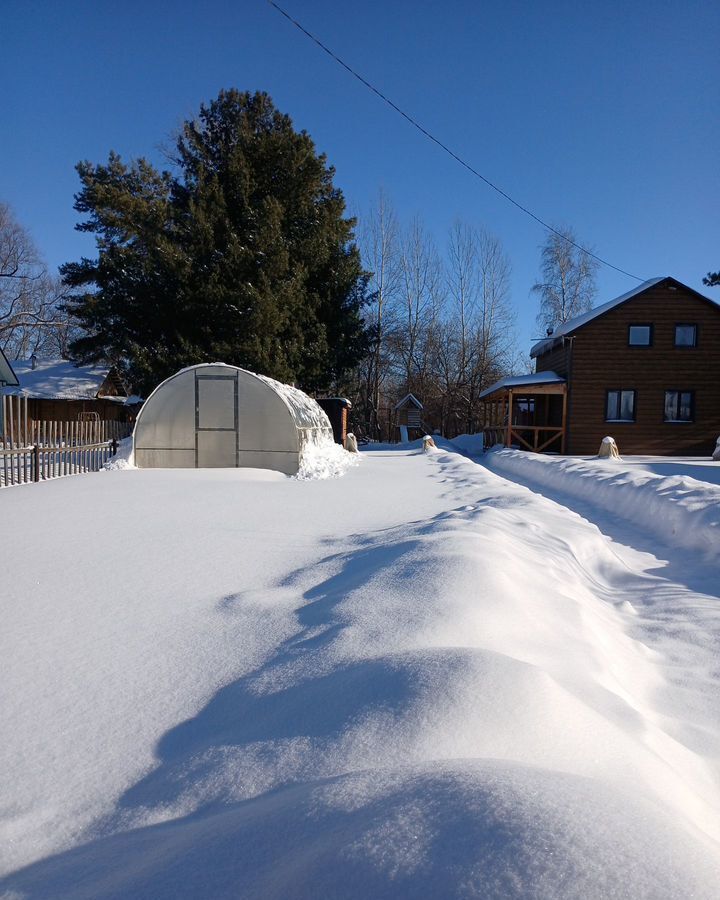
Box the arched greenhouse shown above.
[132,364,334,475]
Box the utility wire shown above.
[267,0,644,282]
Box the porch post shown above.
[506,390,513,448]
[561,385,568,453]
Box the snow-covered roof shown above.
[530,277,668,357]
[0,347,19,386]
[394,392,423,411]
[478,371,566,400]
[5,358,126,401]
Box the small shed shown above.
[394,393,424,442]
[132,363,334,475]
[316,397,352,445]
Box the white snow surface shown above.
[483,448,720,562]
[102,437,134,470]
[2,444,720,898]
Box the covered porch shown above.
[479,372,567,453]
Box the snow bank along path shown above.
[1,447,720,898]
[484,447,720,562]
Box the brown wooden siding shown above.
[26,398,134,423]
[565,283,720,455]
[535,341,571,377]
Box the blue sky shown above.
[2,0,718,353]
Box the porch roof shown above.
[478,371,566,401]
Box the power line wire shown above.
[267,0,644,282]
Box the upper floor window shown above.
[628,324,652,346]
[606,389,636,422]
[674,324,697,347]
[664,390,694,422]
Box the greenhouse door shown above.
[194,372,239,467]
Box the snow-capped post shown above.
[712,436,720,462]
[344,433,358,453]
[597,436,620,459]
[423,435,436,452]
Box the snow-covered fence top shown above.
[484,449,720,562]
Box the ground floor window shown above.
[664,390,694,422]
[606,390,636,422]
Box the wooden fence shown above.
[1,394,132,488]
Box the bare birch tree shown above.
[532,226,599,332]
[440,224,515,434]
[394,217,444,398]
[358,190,402,438]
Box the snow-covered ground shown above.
[482,448,720,561]
[2,442,720,898]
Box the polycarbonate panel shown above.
[134,448,196,468]
[237,449,298,475]
[197,430,237,467]
[134,369,197,451]
[237,374,297,453]
[197,376,237,430]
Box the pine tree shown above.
[62,90,370,394]
[703,271,719,288]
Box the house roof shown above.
[529,276,719,358]
[0,348,19,386]
[478,371,566,400]
[394,393,423,411]
[5,358,128,402]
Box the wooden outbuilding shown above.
[394,393,424,442]
[316,397,352,446]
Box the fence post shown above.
[111,438,118,457]
[33,444,40,482]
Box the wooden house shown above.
[480,277,720,455]
[4,357,136,424]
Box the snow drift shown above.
[484,448,720,561]
[2,447,719,898]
